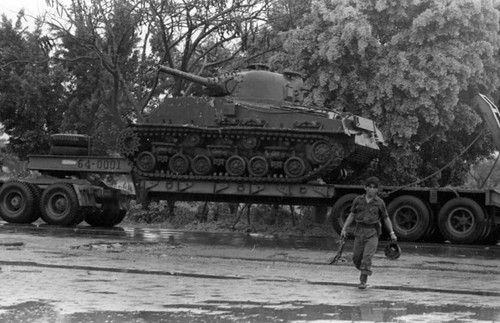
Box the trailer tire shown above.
[330,193,358,235]
[0,181,38,223]
[41,183,83,226]
[387,195,431,242]
[437,197,487,244]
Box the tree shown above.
[275,0,500,186]
[42,0,274,153]
[0,14,67,158]
[147,0,274,96]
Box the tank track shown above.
[118,124,347,184]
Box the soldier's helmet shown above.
[385,241,401,260]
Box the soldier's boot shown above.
[358,274,368,289]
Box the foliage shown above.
[146,0,274,96]
[0,15,66,158]
[274,0,500,186]
[40,0,275,154]
[465,154,500,188]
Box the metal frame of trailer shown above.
[0,153,497,244]
[25,154,500,242]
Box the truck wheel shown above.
[41,183,83,226]
[482,225,500,245]
[50,133,89,147]
[0,181,38,223]
[437,197,486,244]
[85,200,127,227]
[27,183,41,221]
[387,195,431,242]
[330,193,358,235]
[85,208,127,227]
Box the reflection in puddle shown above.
[1,300,498,323]
[1,222,499,259]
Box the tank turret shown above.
[159,64,308,105]
[117,64,385,184]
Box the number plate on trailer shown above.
[27,155,132,174]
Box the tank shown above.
[117,64,385,184]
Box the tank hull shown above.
[118,97,381,183]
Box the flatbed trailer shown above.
[0,153,498,244]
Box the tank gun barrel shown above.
[158,65,219,88]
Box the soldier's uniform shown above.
[350,194,389,281]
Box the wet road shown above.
[0,222,499,322]
[3,222,499,259]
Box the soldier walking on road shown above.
[340,176,397,289]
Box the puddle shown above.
[1,300,498,323]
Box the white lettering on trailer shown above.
[61,159,78,165]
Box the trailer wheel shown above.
[437,197,487,244]
[387,195,431,242]
[330,193,358,235]
[0,181,38,223]
[41,183,83,226]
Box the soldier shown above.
[340,176,397,289]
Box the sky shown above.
[0,0,50,25]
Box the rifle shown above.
[329,236,346,264]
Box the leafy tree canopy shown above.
[0,14,66,158]
[274,0,500,186]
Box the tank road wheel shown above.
[387,195,431,242]
[192,155,212,175]
[330,193,358,235]
[135,151,157,173]
[41,183,83,226]
[248,156,269,177]
[284,157,307,178]
[437,197,487,244]
[168,153,190,174]
[226,155,246,176]
[309,140,331,164]
[117,128,141,156]
[0,181,38,223]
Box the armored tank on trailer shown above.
[117,64,385,184]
